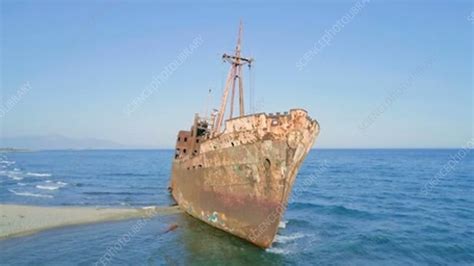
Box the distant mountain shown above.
[0,135,124,150]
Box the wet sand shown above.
[0,204,182,240]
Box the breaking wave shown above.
[7,172,23,180]
[274,232,306,244]
[267,233,311,255]
[1,170,23,180]
[267,247,292,255]
[279,220,288,229]
[36,185,60,190]
[10,175,23,180]
[36,181,67,190]
[26,172,52,177]
[8,189,53,198]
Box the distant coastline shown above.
[0,148,32,153]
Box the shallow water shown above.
[0,149,473,265]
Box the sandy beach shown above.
[0,204,182,240]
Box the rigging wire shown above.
[220,56,226,96]
[249,64,253,113]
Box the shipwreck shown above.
[168,22,320,248]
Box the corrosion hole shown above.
[231,142,235,147]
[264,158,271,169]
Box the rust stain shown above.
[169,110,319,248]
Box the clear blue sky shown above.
[1,0,472,148]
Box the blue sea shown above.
[0,149,473,265]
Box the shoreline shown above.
[0,204,182,240]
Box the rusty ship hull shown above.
[169,109,319,248]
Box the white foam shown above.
[36,185,60,190]
[279,220,288,229]
[56,181,67,186]
[7,172,23,180]
[26,172,52,177]
[267,247,292,255]
[274,232,306,244]
[17,182,27,186]
[9,189,53,198]
[0,160,15,165]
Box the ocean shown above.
[0,149,473,265]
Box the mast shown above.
[213,21,253,135]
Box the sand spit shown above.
[0,204,182,240]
